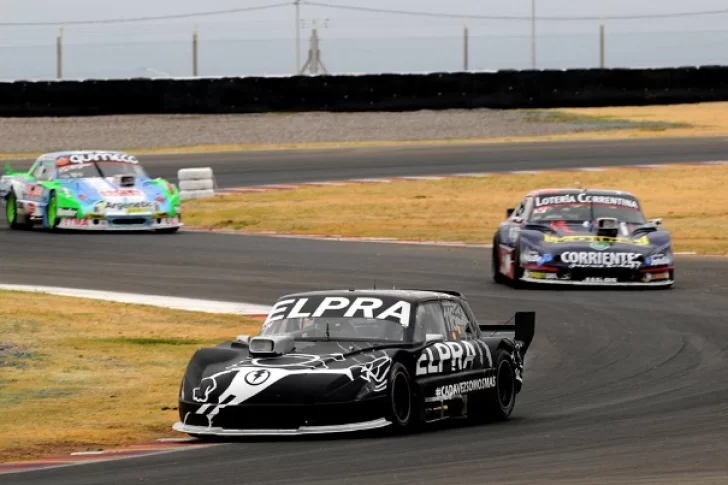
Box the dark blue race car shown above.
[492,188,674,288]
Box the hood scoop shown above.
[114,174,136,187]
[248,335,295,356]
[595,217,619,237]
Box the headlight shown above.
[355,380,377,400]
[521,249,541,265]
[645,242,672,266]
[645,252,672,267]
[645,243,672,266]
[520,240,545,265]
[520,243,553,267]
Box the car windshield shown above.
[259,295,413,342]
[260,316,406,342]
[529,193,646,224]
[57,162,148,179]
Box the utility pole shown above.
[295,0,301,73]
[599,18,605,68]
[530,0,536,69]
[463,23,469,71]
[192,25,199,77]
[56,28,63,79]
[299,19,328,75]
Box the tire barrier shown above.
[178,168,216,201]
[2,65,728,117]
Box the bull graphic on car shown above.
[174,289,536,437]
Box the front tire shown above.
[664,269,675,289]
[492,235,524,288]
[492,235,508,284]
[5,192,29,230]
[384,362,417,432]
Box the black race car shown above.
[173,289,535,437]
[492,188,674,287]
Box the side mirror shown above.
[650,218,663,226]
[506,208,515,218]
[425,333,445,344]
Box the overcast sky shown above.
[1,0,727,45]
[1,1,726,78]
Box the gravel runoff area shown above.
[0,109,657,154]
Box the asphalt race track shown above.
[6,136,728,188]
[2,138,728,485]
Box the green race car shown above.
[1,150,182,232]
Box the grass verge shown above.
[549,102,728,136]
[184,164,728,255]
[0,292,261,463]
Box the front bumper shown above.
[173,418,391,437]
[57,215,181,231]
[175,396,390,437]
[520,276,673,287]
[521,267,674,286]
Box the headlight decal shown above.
[645,242,673,266]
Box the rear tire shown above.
[156,227,179,234]
[468,349,516,423]
[486,349,517,421]
[44,191,60,231]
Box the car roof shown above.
[277,289,464,303]
[526,188,638,198]
[39,150,134,159]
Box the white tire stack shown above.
[178,168,216,201]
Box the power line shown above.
[2,1,726,28]
[302,1,728,21]
[0,2,291,27]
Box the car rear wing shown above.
[478,311,535,357]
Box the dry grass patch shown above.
[184,164,728,255]
[547,101,728,138]
[0,292,261,463]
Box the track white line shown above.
[0,284,271,315]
